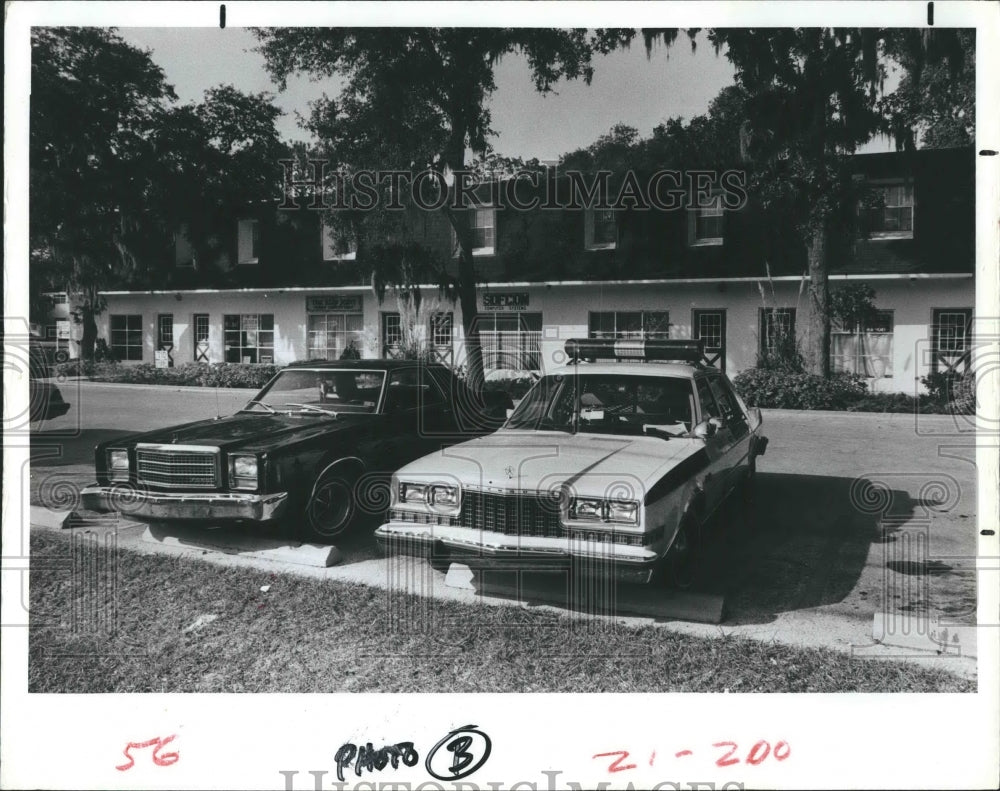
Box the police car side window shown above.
[696,378,723,420]
[707,376,738,421]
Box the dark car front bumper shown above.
[80,485,289,522]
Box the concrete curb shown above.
[872,611,978,659]
[141,523,342,568]
[444,562,726,624]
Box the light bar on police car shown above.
[564,338,705,363]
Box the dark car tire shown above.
[302,474,356,543]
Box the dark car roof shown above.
[285,359,452,372]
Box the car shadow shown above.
[709,471,940,625]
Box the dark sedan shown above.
[81,360,508,542]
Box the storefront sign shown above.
[154,350,170,369]
[483,292,529,312]
[55,320,71,340]
[307,295,362,313]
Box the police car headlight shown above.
[607,500,639,524]
[108,449,129,481]
[570,497,604,521]
[430,484,459,507]
[229,455,258,489]
[399,482,429,504]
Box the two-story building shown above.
[89,147,974,393]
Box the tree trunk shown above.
[80,303,98,361]
[457,242,485,395]
[804,225,830,377]
[443,133,485,396]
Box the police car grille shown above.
[136,448,219,489]
[460,491,562,538]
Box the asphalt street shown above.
[23,379,983,675]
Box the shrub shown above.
[948,371,976,415]
[51,361,280,389]
[482,376,537,400]
[921,370,976,415]
[733,368,868,410]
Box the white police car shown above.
[375,339,768,586]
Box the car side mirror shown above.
[693,420,717,440]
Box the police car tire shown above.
[661,513,699,590]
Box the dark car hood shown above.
[115,411,373,454]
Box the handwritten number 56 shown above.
[116,735,179,771]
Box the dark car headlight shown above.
[228,455,258,490]
[108,449,130,482]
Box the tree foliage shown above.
[30,28,287,358]
[252,27,601,391]
[599,27,969,376]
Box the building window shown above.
[759,308,797,359]
[110,314,143,361]
[429,312,454,365]
[931,308,973,373]
[585,208,617,250]
[688,193,724,246]
[454,206,496,256]
[381,312,403,357]
[157,314,174,349]
[321,219,357,261]
[175,227,195,268]
[193,314,210,362]
[865,181,914,239]
[237,219,260,264]
[693,309,727,371]
[308,312,364,360]
[479,312,543,371]
[224,314,274,363]
[589,311,671,340]
[832,310,894,377]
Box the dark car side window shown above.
[384,368,446,413]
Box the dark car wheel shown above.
[303,474,356,542]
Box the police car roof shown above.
[545,361,704,379]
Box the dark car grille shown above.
[459,490,562,538]
[136,446,219,489]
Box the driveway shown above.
[25,381,981,675]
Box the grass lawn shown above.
[29,530,973,693]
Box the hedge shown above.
[52,361,280,389]
[733,367,976,415]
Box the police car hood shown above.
[401,428,706,500]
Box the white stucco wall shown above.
[98,275,973,393]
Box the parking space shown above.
[27,382,980,673]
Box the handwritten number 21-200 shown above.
[595,740,790,773]
[116,735,179,771]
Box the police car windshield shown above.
[505,373,695,436]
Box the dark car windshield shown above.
[505,372,696,436]
[246,369,385,414]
